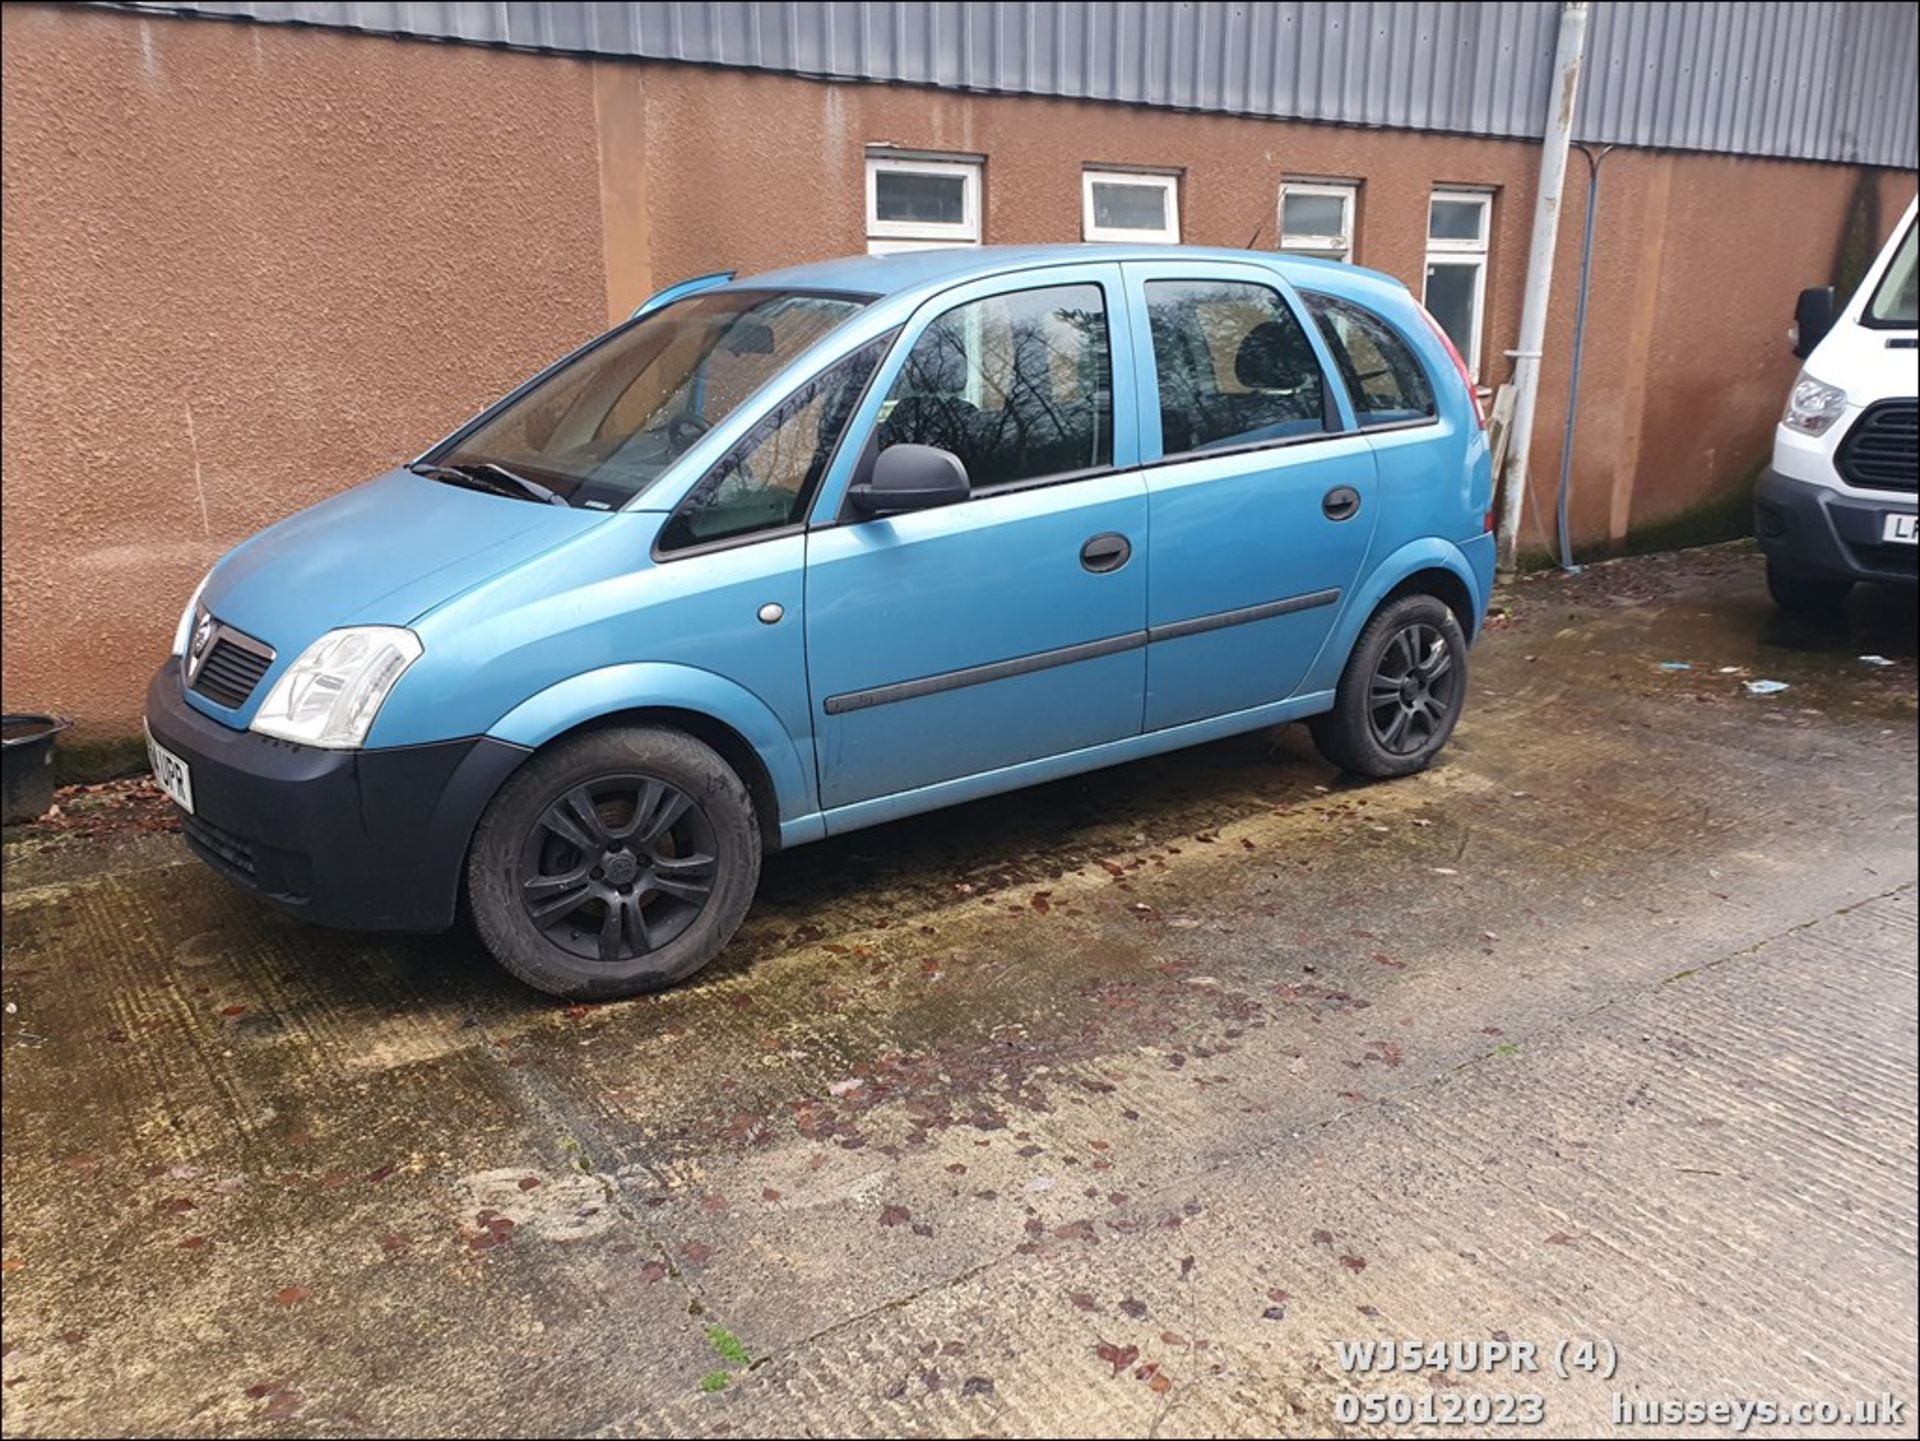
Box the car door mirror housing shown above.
[1791,286,1836,359]
[849,444,971,515]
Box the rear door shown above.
[1121,260,1379,731]
[805,264,1148,815]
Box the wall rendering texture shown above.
[3,5,1914,736]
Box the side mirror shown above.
[1792,286,1836,359]
[849,444,970,516]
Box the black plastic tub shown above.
[2,714,73,825]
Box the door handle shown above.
[1322,486,1362,522]
[1080,532,1132,573]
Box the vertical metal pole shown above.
[1496,0,1591,573]
[1554,143,1614,573]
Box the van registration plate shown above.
[1885,513,1919,545]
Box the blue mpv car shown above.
[145,246,1495,998]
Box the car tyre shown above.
[467,727,760,999]
[1765,559,1852,620]
[1309,593,1469,779]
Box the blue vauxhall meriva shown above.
[145,246,1495,998]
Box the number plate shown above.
[145,724,195,814]
[1883,513,1918,546]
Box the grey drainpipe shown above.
[1496,0,1592,573]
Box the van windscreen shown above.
[1865,220,1917,328]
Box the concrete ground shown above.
[2,543,1915,1438]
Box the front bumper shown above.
[1753,469,1916,586]
[145,664,528,931]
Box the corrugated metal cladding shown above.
[105,2,1919,168]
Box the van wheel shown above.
[467,727,760,1000]
[1766,559,1852,620]
[1309,594,1469,779]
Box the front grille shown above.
[181,813,257,881]
[1836,400,1918,493]
[189,629,274,709]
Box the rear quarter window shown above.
[1303,292,1437,429]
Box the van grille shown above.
[188,625,275,710]
[1836,400,1917,492]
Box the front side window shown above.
[1423,189,1492,380]
[1304,292,1436,428]
[1865,218,1918,327]
[658,335,891,552]
[441,290,868,510]
[1083,170,1181,244]
[1144,279,1328,456]
[874,284,1112,492]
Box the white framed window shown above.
[1081,169,1180,244]
[1277,180,1357,262]
[865,153,981,254]
[1423,188,1493,380]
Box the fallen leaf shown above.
[880,1205,912,1228]
[1030,891,1052,914]
[681,1241,715,1264]
[1068,1291,1098,1312]
[1095,1341,1139,1377]
[1148,1372,1173,1394]
[1339,1254,1367,1273]
[273,1285,310,1306]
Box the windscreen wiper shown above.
[409,460,568,507]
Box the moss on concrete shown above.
[1511,461,1762,572]
[52,733,149,787]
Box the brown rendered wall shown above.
[3,6,1914,737]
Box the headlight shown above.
[249,626,423,748]
[171,570,212,655]
[1781,374,1847,435]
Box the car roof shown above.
[729,244,1407,306]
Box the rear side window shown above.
[1304,291,1436,428]
[875,284,1112,492]
[1143,280,1328,456]
[658,335,890,552]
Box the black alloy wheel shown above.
[517,776,719,965]
[1308,592,1470,779]
[467,727,761,999]
[1365,621,1459,757]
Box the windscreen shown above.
[1865,219,1917,327]
[437,290,869,508]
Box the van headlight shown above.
[249,627,423,748]
[1781,374,1847,435]
[171,570,212,655]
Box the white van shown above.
[1756,197,1917,616]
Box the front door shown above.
[805,265,1148,815]
[1121,261,1380,731]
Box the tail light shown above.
[1417,304,1486,429]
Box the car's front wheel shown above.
[467,727,760,999]
[1309,593,1469,779]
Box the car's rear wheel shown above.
[1309,593,1469,779]
[467,727,760,999]
[1766,559,1852,620]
